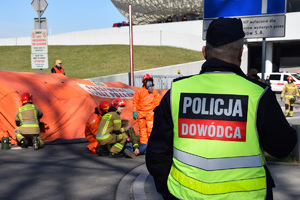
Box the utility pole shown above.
[129,4,134,86]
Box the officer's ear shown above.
[202,46,207,60]
[238,47,243,63]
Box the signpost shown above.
[203,0,286,82]
[31,0,48,71]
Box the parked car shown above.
[112,22,130,28]
[258,72,300,92]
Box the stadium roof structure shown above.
[111,0,204,24]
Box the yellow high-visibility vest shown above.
[169,72,268,200]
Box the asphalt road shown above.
[275,93,300,119]
[0,143,145,200]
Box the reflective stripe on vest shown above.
[170,164,266,195]
[113,119,121,124]
[22,122,39,125]
[174,147,262,171]
[169,72,268,199]
[113,142,124,150]
[18,104,39,128]
[96,133,111,140]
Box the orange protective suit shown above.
[85,111,102,154]
[133,86,162,144]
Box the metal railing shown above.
[134,74,183,90]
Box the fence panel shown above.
[134,74,183,90]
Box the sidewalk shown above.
[125,162,300,200]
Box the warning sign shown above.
[31,29,48,53]
[31,54,49,69]
[31,29,48,69]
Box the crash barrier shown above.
[291,125,300,161]
[134,74,183,90]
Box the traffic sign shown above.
[34,17,47,29]
[203,15,285,39]
[204,0,286,19]
[31,0,48,17]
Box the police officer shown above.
[96,98,127,158]
[146,17,297,200]
[14,92,44,150]
[281,76,300,117]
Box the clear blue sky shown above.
[0,0,127,39]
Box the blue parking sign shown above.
[204,0,286,19]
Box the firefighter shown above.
[85,101,110,154]
[146,17,297,200]
[247,68,261,81]
[51,59,65,75]
[132,74,162,146]
[96,98,127,158]
[281,76,300,117]
[14,92,44,150]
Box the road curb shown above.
[116,163,146,200]
[132,167,149,200]
[267,161,300,166]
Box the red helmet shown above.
[21,93,33,104]
[287,76,294,82]
[111,98,126,108]
[142,74,153,83]
[98,101,110,114]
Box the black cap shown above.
[206,17,245,46]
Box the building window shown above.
[287,0,300,12]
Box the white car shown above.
[258,72,300,92]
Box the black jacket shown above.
[146,58,297,200]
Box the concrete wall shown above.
[2,13,300,48]
[0,20,204,51]
[87,60,205,89]
[0,37,31,46]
